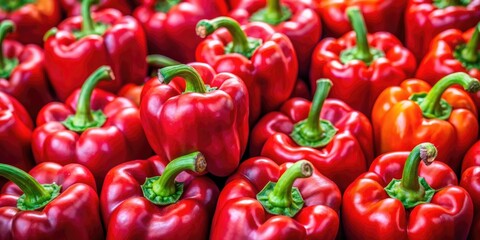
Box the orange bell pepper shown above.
[372,72,479,173]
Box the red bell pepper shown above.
[140,63,249,177]
[343,143,473,239]
[416,24,480,111]
[32,66,151,188]
[133,0,228,63]
[196,17,297,123]
[417,23,480,85]
[372,73,479,173]
[309,7,416,117]
[0,20,53,119]
[0,91,34,182]
[461,141,480,239]
[44,0,147,101]
[405,0,480,61]
[0,0,61,45]
[210,158,341,239]
[313,0,406,38]
[0,162,103,239]
[229,0,320,78]
[251,79,372,192]
[118,54,181,106]
[61,0,132,16]
[101,151,219,239]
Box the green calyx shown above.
[159,64,213,93]
[196,17,262,59]
[155,0,181,13]
[433,0,471,9]
[0,164,61,211]
[74,0,109,39]
[454,23,480,70]
[0,0,34,12]
[142,151,207,205]
[340,7,384,66]
[384,143,437,209]
[0,20,19,79]
[250,0,292,26]
[257,160,313,217]
[409,72,480,120]
[62,66,114,132]
[291,79,337,148]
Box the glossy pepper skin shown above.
[314,0,407,38]
[0,0,61,45]
[61,0,132,16]
[229,0,321,78]
[416,24,480,110]
[461,141,480,239]
[372,73,479,173]
[0,162,103,239]
[140,63,249,177]
[44,0,147,101]
[309,7,416,117]
[251,80,372,192]
[133,0,228,63]
[0,92,34,176]
[210,158,341,239]
[343,143,473,239]
[0,21,52,119]
[405,0,480,61]
[196,17,297,123]
[101,152,219,239]
[33,66,151,188]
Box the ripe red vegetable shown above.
[343,143,473,239]
[33,66,151,188]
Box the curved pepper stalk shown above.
[409,72,480,120]
[291,79,337,148]
[257,160,313,217]
[158,64,210,93]
[340,7,384,65]
[454,22,480,70]
[142,151,207,205]
[0,164,61,211]
[384,143,437,208]
[196,17,262,59]
[62,65,114,132]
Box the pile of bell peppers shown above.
[1,0,480,239]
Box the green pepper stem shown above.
[420,72,480,116]
[461,23,480,63]
[434,0,471,8]
[72,66,113,127]
[265,0,282,19]
[346,7,372,63]
[159,65,207,93]
[196,17,250,55]
[268,160,313,207]
[81,0,98,34]
[152,152,206,197]
[290,79,337,148]
[304,79,331,137]
[400,143,437,191]
[0,20,14,70]
[0,164,53,209]
[146,54,181,67]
